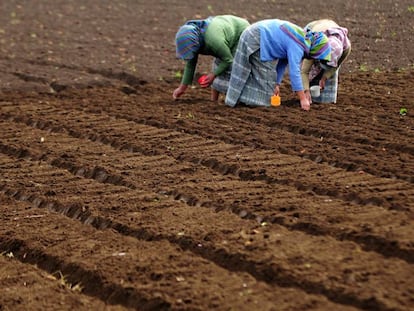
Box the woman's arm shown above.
[301,59,314,90]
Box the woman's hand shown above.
[320,77,327,90]
[273,84,280,96]
[305,89,312,103]
[173,84,188,99]
[300,98,311,111]
[297,90,311,111]
[199,73,215,88]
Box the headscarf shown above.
[280,21,310,52]
[325,27,351,67]
[175,17,213,60]
[280,21,331,62]
[307,31,331,62]
[325,36,343,67]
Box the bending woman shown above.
[173,15,250,101]
[301,19,351,104]
[225,19,331,111]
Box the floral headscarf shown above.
[175,17,213,60]
[308,31,331,62]
[280,21,331,62]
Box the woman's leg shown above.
[211,88,219,101]
[225,25,260,107]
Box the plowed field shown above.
[1,1,413,310]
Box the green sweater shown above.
[181,15,249,85]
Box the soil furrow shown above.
[1,111,413,213]
[0,257,129,311]
[0,118,413,261]
[3,88,414,184]
[1,154,413,310]
[0,183,408,311]
[0,193,357,311]
[0,1,413,310]
[66,86,414,181]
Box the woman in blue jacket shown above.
[225,19,331,111]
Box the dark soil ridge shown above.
[0,256,128,311]
[0,185,398,311]
[1,132,412,310]
[1,161,412,267]
[91,84,413,182]
[0,237,170,311]
[1,117,413,230]
[3,75,412,184]
[1,192,362,311]
[1,138,413,309]
[1,104,412,212]
[0,115,413,261]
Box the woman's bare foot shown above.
[211,89,219,101]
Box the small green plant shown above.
[408,6,414,12]
[359,64,368,72]
[55,271,83,292]
[399,107,408,116]
[174,71,182,79]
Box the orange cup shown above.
[271,95,281,106]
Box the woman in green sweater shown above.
[173,15,250,101]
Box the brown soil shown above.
[0,1,413,310]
